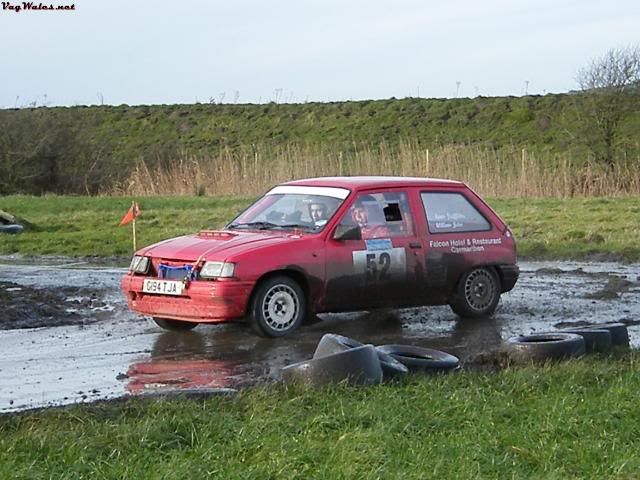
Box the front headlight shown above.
[200,261,235,279]
[129,255,150,274]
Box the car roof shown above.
[283,176,466,191]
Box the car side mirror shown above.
[333,225,361,241]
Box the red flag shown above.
[119,202,141,226]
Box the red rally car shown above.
[121,177,519,337]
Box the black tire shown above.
[376,344,460,373]
[313,334,409,379]
[449,267,501,318]
[505,333,585,363]
[153,317,198,331]
[558,328,612,353]
[313,333,364,358]
[281,344,383,386]
[585,323,629,347]
[249,275,306,337]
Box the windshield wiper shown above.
[275,223,316,231]
[227,221,280,230]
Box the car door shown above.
[324,189,424,311]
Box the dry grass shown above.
[108,141,640,198]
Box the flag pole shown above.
[132,216,137,252]
[131,201,137,252]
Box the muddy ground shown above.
[0,258,639,413]
[0,281,110,329]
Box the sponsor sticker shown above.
[428,237,503,254]
[365,238,393,251]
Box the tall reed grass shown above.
[108,141,640,198]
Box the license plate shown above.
[143,279,184,296]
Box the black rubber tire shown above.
[449,267,501,318]
[249,276,306,337]
[313,333,364,358]
[153,317,198,331]
[505,333,586,363]
[313,334,409,379]
[281,344,383,386]
[585,323,629,347]
[558,328,612,353]
[376,344,460,373]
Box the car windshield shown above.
[228,185,350,232]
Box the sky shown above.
[0,0,638,107]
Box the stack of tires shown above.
[281,334,459,387]
[504,322,629,364]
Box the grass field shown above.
[1,354,638,478]
[1,195,639,260]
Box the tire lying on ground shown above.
[376,344,460,373]
[313,333,364,357]
[0,223,23,234]
[0,210,25,234]
[282,344,383,387]
[505,333,586,363]
[313,333,409,379]
[584,322,629,347]
[558,328,612,353]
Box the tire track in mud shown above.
[0,260,638,413]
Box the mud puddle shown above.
[0,260,639,413]
[1,280,111,329]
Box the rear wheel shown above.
[249,276,306,337]
[153,317,198,331]
[449,267,501,318]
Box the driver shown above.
[308,201,328,226]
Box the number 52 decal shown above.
[366,252,390,281]
[353,248,407,283]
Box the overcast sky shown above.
[1,0,638,107]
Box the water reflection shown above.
[126,326,317,393]
[127,331,241,393]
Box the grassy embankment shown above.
[2,94,640,196]
[1,354,639,478]
[1,196,639,260]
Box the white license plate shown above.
[143,279,184,296]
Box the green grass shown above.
[492,197,640,261]
[1,196,640,260]
[1,354,639,478]
[0,196,253,257]
[3,94,639,162]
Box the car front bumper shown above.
[121,275,254,322]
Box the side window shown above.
[338,191,414,239]
[421,192,491,233]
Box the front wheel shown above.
[449,267,501,318]
[249,276,306,337]
[153,317,198,331]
